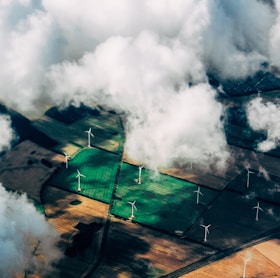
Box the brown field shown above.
[181,238,280,278]
[93,216,216,278]
[0,140,63,201]
[42,186,110,277]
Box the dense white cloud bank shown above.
[0,0,280,168]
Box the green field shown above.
[71,115,124,153]
[111,163,219,234]
[40,107,221,235]
[32,111,124,154]
[49,148,219,235]
[49,148,120,203]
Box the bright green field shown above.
[49,148,120,203]
[111,163,219,234]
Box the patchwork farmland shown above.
[2,102,280,277]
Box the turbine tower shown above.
[242,258,249,278]
[76,169,86,192]
[137,165,144,184]
[246,169,254,189]
[127,200,137,219]
[63,152,71,169]
[194,186,203,205]
[253,201,263,221]
[85,127,94,147]
[200,224,211,242]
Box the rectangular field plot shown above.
[111,163,219,235]
[33,112,124,154]
[32,116,91,150]
[227,170,280,205]
[186,190,280,250]
[72,115,124,154]
[49,148,120,203]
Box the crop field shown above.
[95,216,216,278]
[49,148,120,203]
[111,162,219,234]
[227,170,280,205]
[181,241,280,278]
[71,115,124,154]
[32,109,124,154]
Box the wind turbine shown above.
[127,200,137,219]
[76,169,86,192]
[253,201,263,221]
[85,127,94,147]
[200,224,211,242]
[63,152,71,168]
[137,165,144,184]
[242,258,249,278]
[194,186,203,204]
[246,169,254,189]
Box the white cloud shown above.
[46,32,228,170]
[124,83,229,170]
[203,0,275,79]
[246,97,280,152]
[0,0,62,112]
[269,0,280,68]
[0,115,14,152]
[0,0,279,170]
[0,184,61,276]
